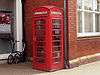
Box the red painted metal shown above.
[32,6,64,71]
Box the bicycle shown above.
[7,39,25,64]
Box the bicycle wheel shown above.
[19,52,24,62]
[7,54,14,64]
[13,53,20,64]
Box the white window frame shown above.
[77,0,100,37]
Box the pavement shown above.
[0,61,100,75]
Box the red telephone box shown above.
[32,6,64,71]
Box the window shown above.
[77,0,100,37]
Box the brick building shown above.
[0,0,99,69]
[24,0,100,67]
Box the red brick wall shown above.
[66,0,78,60]
[77,38,100,57]
[24,0,33,57]
[67,0,100,60]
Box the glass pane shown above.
[35,20,45,30]
[52,30,61,35]
[52,19,61,25]
[78,11,82,33]
[84,0,93,10]
[77,0,82,9]
[0,39,12,54]
[53,41,60,46]
[97,0,100,11]
[0,0,16,34]
[52,36,61,40]
[53,47,60,51]
[35,19,45,25]
[52,19,61,29]
[0,0,16,54]
[95,14,100,32]
[84,12,93,32]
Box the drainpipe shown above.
[64,0,70,69]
